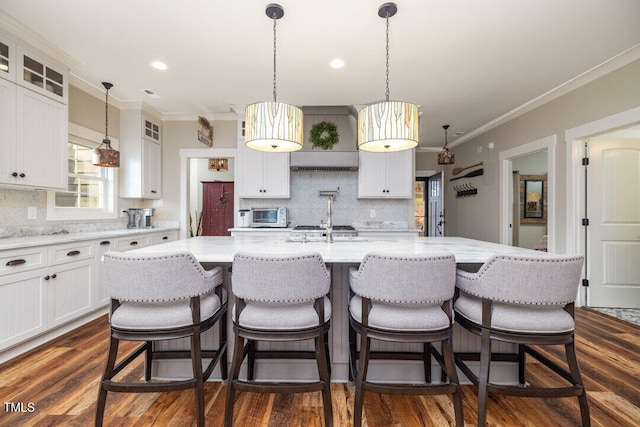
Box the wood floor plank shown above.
[1,308,639,426]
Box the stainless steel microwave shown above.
[250,207,288,228]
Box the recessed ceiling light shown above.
[329,58,345,69]
[150,61,168,71]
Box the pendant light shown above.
[92,82,120,167]
[245,4,303,152]
[358,3,419,152]
[437,124,455,165]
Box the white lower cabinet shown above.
[94,239,113,308]
[46,258,93,327]
[0,267,47,349]
[0,229,180,355]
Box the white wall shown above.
[445,58,640,252]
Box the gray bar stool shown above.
[454,254,590,426]
[95,251,227,427]
[225,251,332,427]
[348,252,464,427]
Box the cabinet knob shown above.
[44,275,50,280]
[11,172,18,177]
[51,273,57,279]
[19,173,25,178]
[151,190,157,194]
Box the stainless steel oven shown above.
[250,207,288,228]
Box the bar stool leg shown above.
[442,336,464,427]
[224,334,245,427]
[191,327,205,427]
[354,332,371,427]
[315,333,333,427]
[477,328,492,427]
[95,335,119,427]
[566,340,591,426]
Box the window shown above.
[47,124,118,220]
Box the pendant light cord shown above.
[104,87,110,140]
[385,10,390,102]
[272,11,278,102]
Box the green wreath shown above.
[309,121,339,150]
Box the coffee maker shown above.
[126,208,155,228]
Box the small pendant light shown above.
[437,124,455,165]
[244,4,304,152]
[358,3,419,152]
[93,82,120,167]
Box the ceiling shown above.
[1,0,639,147]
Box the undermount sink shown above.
[285,236,368,243]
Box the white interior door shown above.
[587,139,640,307]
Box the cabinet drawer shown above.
[114,235,151,252]
[0,247,47,276]
[150,231,178,245]
[48,242,94,265]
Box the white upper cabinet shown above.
[17,45,68,104]
[0,34,68,191]
[0,36,16,83]
[358,150,413,198]
[120,109,162,199]
[0,81,67,190]
[236,121,290,198]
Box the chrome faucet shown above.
[319,188,339,243]
[326,195,333,243]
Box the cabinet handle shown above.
[11,172,18,177]
[130,241,138,246]
[6,259,26,266]
[151,190,157,194]
[162,236,168,240]
[100,241,111,245]
[66,250,81,257]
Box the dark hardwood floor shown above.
[0,308,638,426]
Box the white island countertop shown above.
[131,235,544,264]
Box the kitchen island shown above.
[131,236,546,383]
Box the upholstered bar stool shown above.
[95,251,227,427]
[454,254,590,426]
[225,252,333,427]
[348,252,464,427]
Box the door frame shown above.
[179,148,238,240]
[565,105,640,306]
[499,135,556,251]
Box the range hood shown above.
[290,151,359,171]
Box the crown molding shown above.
[451,43,640,148]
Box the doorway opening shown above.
[499,135,556,251]
[188,158,235,236]
[179,148,238,240]
[415,172,443,236]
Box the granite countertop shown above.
[0,227,179,252]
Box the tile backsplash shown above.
[0,188,133,238]
[239,171,411,227]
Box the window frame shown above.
[46,123,119,220]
